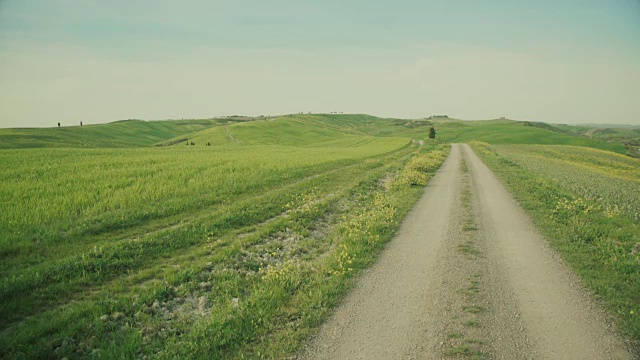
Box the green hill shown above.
[551,123,640,157]
[431,119,626,153]
[0,119,219,149]
[167,114,430,147]
[0,114,629,154]
[505,120,640,157]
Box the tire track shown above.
[224,125,239,143]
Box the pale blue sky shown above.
[1,0,639,127]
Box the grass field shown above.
[1,113,637,358]
[0,114,448,359]
[472,142,640,350]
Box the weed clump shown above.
[393,146,449,187]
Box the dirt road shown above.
[298,144,632,359]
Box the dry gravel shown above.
[297,143,632,360]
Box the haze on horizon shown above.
[1,0,639,128]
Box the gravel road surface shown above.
[298,143,632,360]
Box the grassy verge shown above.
[470,142,639,354]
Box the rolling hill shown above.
[0,114,631,155]
[0,119,219,149]
[430,119,627,153]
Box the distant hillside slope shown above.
[514,121,640,157]
[552,124,640,157]
[432,119,627,154]
[161,114,433,146]
[0,114,630,154]
[574,123,639,129]
[0,120,218,149]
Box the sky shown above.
[1,0,639,128]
